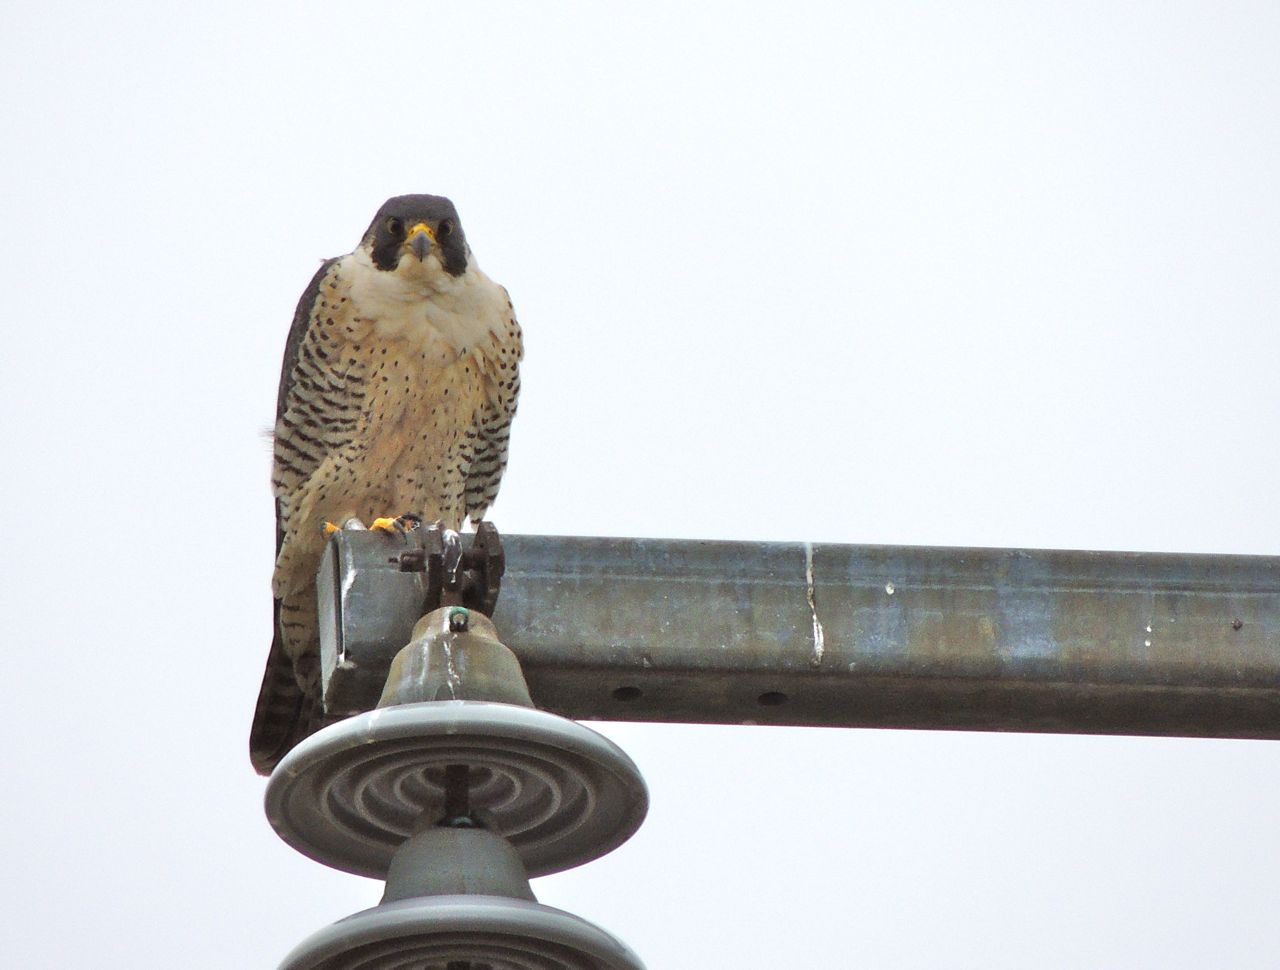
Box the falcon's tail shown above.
[249,602,322,775]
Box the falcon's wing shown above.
[272,256,344,552]
[251,256,347,775]
[277,259,341,421]
[465,310,522,521]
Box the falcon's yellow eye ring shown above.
[386,217,405,238]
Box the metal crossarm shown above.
[320,532,1280,740]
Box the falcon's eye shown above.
[385,217,405,238]
[438,220,454,238]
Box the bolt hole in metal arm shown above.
[319,532,1280,739]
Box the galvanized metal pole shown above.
[319,533,1280,740]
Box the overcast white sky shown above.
[3,2,1279,967]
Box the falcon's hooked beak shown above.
[406,222,435,262]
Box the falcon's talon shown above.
[370,514,422,535]
[322,521,340,536]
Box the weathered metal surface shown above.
[320,532,1280,739]
[317,529,427,716]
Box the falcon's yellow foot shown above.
[321,517,376,536]
[370,514,423,535]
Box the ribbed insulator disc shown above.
[265,702,648,879]
[279,896,646,970]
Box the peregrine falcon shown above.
[250,195,522,775]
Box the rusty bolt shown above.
[449,608,470,632]
[1232,618,1244,631]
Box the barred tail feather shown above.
[249,602,321,775]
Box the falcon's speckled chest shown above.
[331,255,500,426]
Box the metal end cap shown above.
[278,895,647,970]
[377,608,534,708]
[265,701,648,879]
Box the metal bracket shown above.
[317,524,506,717]
[393,521,506,616]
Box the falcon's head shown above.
[361,194,469,278]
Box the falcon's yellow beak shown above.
[407,222,435,261]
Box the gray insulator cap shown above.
[278,895,647,970]
[265,701,649,879]
[382,825,536,903]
